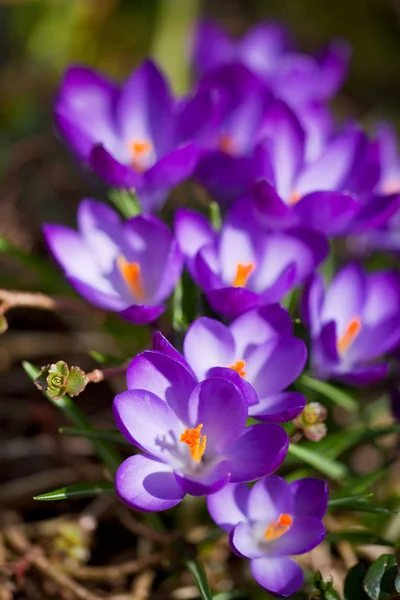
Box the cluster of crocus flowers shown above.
[45,14,400,598]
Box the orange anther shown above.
[337,317,362,355]
[233,263,255,288]
[118,256,145,301]
[288,190,301,205]
[264,513,293,541]
[128,139,153,172]
[180,424,207,463]
[218,134,236,155]
[229,360,247,378]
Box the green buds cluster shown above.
[35,360,88,400]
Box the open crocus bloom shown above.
[250,100,400,237]
[302,263,400,384]
[192,20,349,109]
[153,305,306,422]
[114,352,289,511]
[175,203,328,318]
[54,60,203,211]
[43,199,183,325]
[207,476,328,597]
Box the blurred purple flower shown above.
[302,263,400,384]
[250,101,399,236]
[175,202,328,318]
[43,199,182,324]
[192,20,350,108]
[207,475,328,597]
[153,305,307,422]
[114,352,289,511]
[54,61,206,211]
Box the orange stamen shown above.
[180,424,207,463]
[233,263,255,288]
[288,190,301,205]
[118,256,145,301]
[337,317,362,355]
[218,134,236,155]
[128,139,153,172]
[264,513,293,541]
[229,360,247,378]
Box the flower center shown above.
[180,424,207,463]
[218,134,236,155]
[337,317,362,355]
[288,190,301,205]
[128,139,153,172]
[117,256,146,301]
[264,514,292,541]
[233,263,255,288]
[228,359,246,378]
[382,179,400,195]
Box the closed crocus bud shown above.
[294,402,327,442]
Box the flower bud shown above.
[294,402,327,442]
[35,361,88,400]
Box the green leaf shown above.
[363,554,397,600]
[328,493,398,515]
[327,531,391,546]
[344,563,370,600]
[109,189,141,218]
[395,572,400,593]
[297,374,358,414]
[23,361,122,473]
[339,463,393,496]
[60,427,128,445]
[186,560,213,600]
[172,278,187,333]
[66,366,89,397]
[287,443,348,480]
[34,482,114,501]
[209,201,222,231]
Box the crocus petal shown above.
[188,378,247,453]
[183,317,235,380]
[301,273,325,335]
[151,242,183,305]
[43,224,99,283]
[207,366,259,407]
[226,423,288,483]
[116,454,185,512]
[89,144,142,189]
[339,363,389,386]
[174,460,231,496]
[353,193,400,232]
[322,263,366,336]
[77,199,122,272]
[230,305,293,358]
[231,522,264,559]
[250,556,304,597]
[126,351,197,423]
[293,191,360,236]
[116,60,173,157]
[238,22,291,79]
[248,475,292,522]
[272,517,326,555]
[152,331,195,375]
[175,88,219,146]
[248,336,307,398]
[290,478,329,519]
[363,272,400,325]
[207,483,250,531]
[53,112,94,161]
[67,276,128,311]
[259,100,305,199]
[113,389,181,460]
[175,208,217,262]
[249,391,306,422]
[119,304,165,325]
[206,287,260,319]
[192,20,234,77]
[251,179,294,229]
[143,142,200,211]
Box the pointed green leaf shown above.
[327,531,391,546]
[363,554,397,600]
[109,189,141,218]
[329,493,398,515]
[186,560,213,600]
[288,443,348,480]
[23,361,122,473]
[34,482,114,501]
[209,201,222,231]
[297,374,358,414]
[60,427,128,445]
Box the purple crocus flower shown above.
[192,20,349,108]
[54,60,204,211]
[207,476,328,597]
[302,263,400,385]
[43,199,183,324]
[250,101,399,236]
[114,352,289,511]
[153,305,307,422]
[175,202,328,318]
